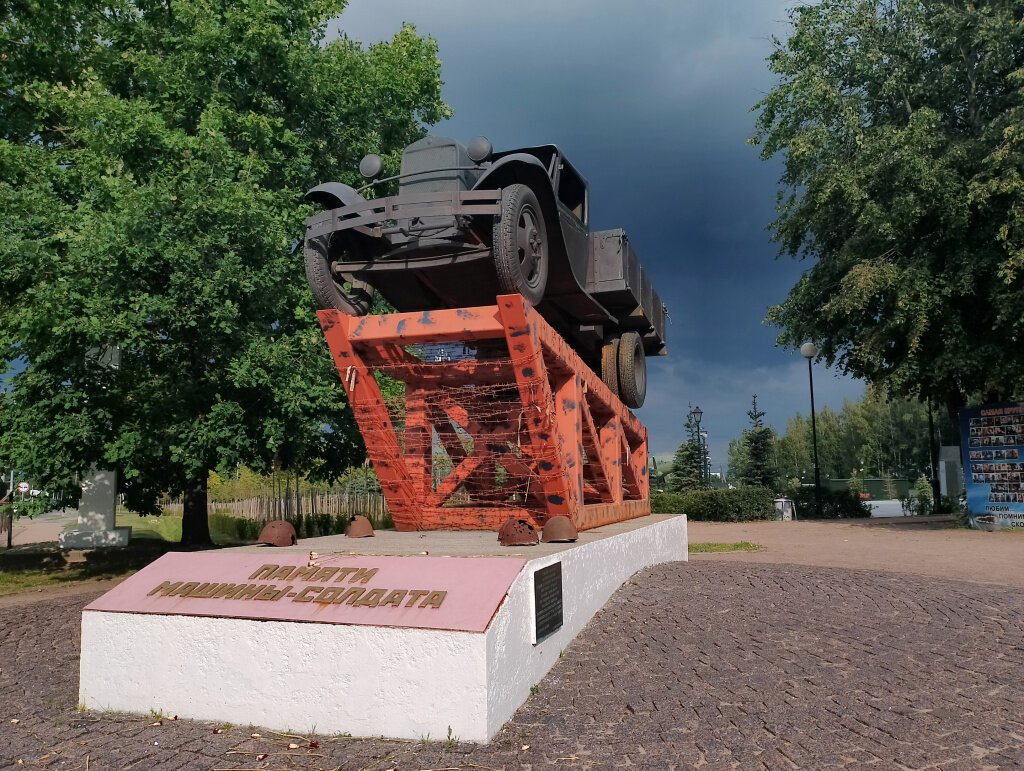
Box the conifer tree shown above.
[740,395,776,489]
[666,409,703,492]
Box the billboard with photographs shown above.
[961,402,1024,531]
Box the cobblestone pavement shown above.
[2,562,1023,770]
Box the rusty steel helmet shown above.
[498,516,538,547]
[258,520,297,547]
[346,515,375,538]
[542,515,578,543]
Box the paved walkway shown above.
[2,519,1023,769]
[6,509,80,547]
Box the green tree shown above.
[767,388,956,482]
[666,410,703,492]
[665,441,702,493]
[753,0,1024,413]
[726,435,749,486]
[0,1,450,543]
[739,395,776,489]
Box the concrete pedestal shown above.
[79,515,687,742]
[59,469,130,548]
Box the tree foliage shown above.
[0,0,450,542]
[726,435,748,487]
[753,0,1024,413]
[770,387,956,482]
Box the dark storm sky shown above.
[331,0,866,471]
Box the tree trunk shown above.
[181,473,213,546]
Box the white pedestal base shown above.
[60,526,132,548]
[79,515,687,742]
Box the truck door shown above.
[554,159,590,285]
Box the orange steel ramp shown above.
[317,294,649,532]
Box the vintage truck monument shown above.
[304,135,667,408]
[77,136,686,744]
[305,136,668,532]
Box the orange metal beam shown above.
[576,499,650,530]
[318,295,649,533]
[317,311,421,530]
[347,305,505,346]
[405,383,431,499]
[418,506,538,531]
[496,296,576,521]
[579,392,616,503]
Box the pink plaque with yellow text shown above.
[85,552,527,633]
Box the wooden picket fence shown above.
[160,490,390,529]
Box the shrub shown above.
[651,487,775,522]
[788,486,871,519]
[899,476,935,517]
[914,475,934,514]
[884,473,898,500]
[206,511,364,543]
[208,512,264,543]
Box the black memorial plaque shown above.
[533,562,563,643]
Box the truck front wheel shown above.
[304,233,374,316]
[493,184,549,305]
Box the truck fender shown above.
[304,182,366,210]
[472,155,577,293]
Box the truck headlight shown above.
[359,154,384,179]
[467,136,492,163]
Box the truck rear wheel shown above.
[304,233,374,315]
[493,183,548,305]
[617,331,647,409]
[601,335,620,399]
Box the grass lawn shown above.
[0,512,229,596]
[116,511,184,541]
[689,541,760,553]
[0,540,172,596]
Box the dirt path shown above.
[6,509,80,546]
[0,576,129,609]
[689,517,1024,586]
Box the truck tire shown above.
[304,234,374,315]
[493,183,548,305]
[601,335,620,399]
[617,331,647,409]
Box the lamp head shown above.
[800,342,818,360]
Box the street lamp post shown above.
[801,342,822,518]
[700,430,709,488]
[690,405,704,488]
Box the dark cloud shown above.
[331,0,865,467]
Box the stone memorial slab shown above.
[86,552,526,632]
[59,469,131,548]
